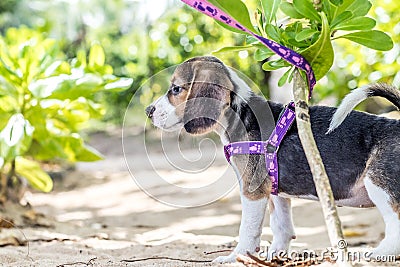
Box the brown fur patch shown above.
[242,181,269,200]
[391,202,400,220]
[268,197,275,213]
[168,57,233,130]
[168,90,189,117]
[234,155,271,201]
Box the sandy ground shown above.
[0,129,399,267]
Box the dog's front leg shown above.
[268,195,296,259]
[213,194,268,263]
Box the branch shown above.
[203,249,232,255]
[121,256,212,263]
[292,70,352,267]
[56,257,97,267]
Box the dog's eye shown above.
[171,85,183,95]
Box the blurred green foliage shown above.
[0,0,399,116]
[0,27,131,195]
[0,0,18,13]
[0,0,269,123]
[315,0,400,105]
[210,0,395,107]
[95,5,268,122]
[0,0,400,123]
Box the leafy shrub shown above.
[213,0,393,88]
[0,27,132,197]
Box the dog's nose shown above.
[145,105,156,118]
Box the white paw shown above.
[212,253,237,263]
[213,244,257,264]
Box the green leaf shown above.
[246,35,260,45]
[44,61,71,77]
[333,17,376,31]
[76,50,87,67]
[330,11,352,29]
[75,145,104,162]
[208,0,255,32]
[254,48,275,61]
[15,157,53,192]
[347,0,371,18]
[322,0,334,22]
[34,73,105,100]
[280,2,304,19]
[336,0,372,19]
[261,0,281,24]
[265,24,281,43]
[301,12,334,80]
[337,30,394,51]
[29,75,72,99]
[262,59,289,71]
[0,114,34,160]
[293,0,321,22]
[0,96,18,113]
[278,68,292,87]
[0,57,23,86]
[0,113,12,134]
[329,0,343,6]
[104,77,133,91]
[89,44,105,67]
[0,76,18,98]
[213,45,255,54]
[62,100,91,125]
[55,135,103,162]
[215,21,246,34]
[295,29,318,42]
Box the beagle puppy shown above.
[145,56,400,263]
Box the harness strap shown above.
[224,102,296,195]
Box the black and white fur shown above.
[145,56,400,263]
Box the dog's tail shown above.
[327,84,400,133]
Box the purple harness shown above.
[224,102,296,195]
[181,1,316,195]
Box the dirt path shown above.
[0,130,398,266]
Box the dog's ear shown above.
[183,71,230,134]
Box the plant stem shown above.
[0,160,8,202]
[0,172,7,203]
[292,70,352,267]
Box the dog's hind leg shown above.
[365,177,400,257]
[268,195,296,258]
[364,145,400,257]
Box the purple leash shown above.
[180,0,316,97]
[180,1,314,195]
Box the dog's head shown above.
[146,56,234,135]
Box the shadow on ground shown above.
[0,129,393,266]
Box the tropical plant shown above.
[315,0,400,104]
[0,27,132,201]
[212,0,393,90]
